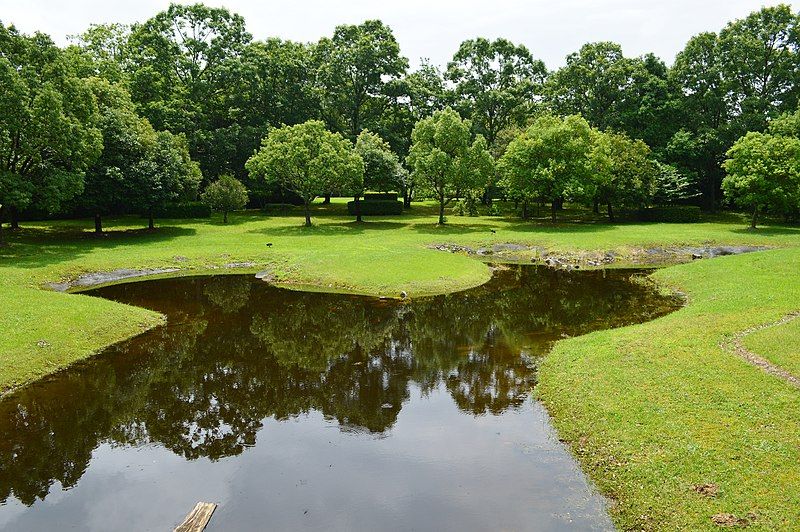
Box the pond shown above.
[0,266,680,531]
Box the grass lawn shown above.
[2,199,800,529]
[744,317,800,378]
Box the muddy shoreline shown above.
[430,243,770,269]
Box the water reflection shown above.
[0,266,678,517]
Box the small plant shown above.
[488,203,501,216]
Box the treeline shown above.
[2,3,800,231]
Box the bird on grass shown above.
[490,229,496,234]
[266,243,273,247]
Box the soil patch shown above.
[431,243,770,269]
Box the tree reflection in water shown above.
[0,266,679,506]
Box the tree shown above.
[0,23,103,239]
[667,32,730,210]
[353,130,403,221]
[652,162,701,206]
[68,23,131,83]
[722,131,800,228]
[718,5,800,135]
[314,20,408,140]
[547,42,676,151]
[245,121,364,226]
[377,61,449,160]
[589,131,657,221]
[202,174,248,223]
[545,42,634,131]
[498,115,593,222]
[126,4,252,176]
[81,79,157,233]
[130,131,202,229]
[407,108,494,224]
[447,37,546,146]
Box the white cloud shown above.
[1,0,795,69]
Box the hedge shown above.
[638,205,702,223]
[261,203,297,214]
[150,202,212,218]
[347,199,403,216]
[363,192,399,201]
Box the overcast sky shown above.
[1,0,796,69]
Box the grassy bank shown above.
[744,317,800,378]
[538,248,800,530]
[2,200,800,528]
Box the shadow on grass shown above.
[246,220,412,236]
[730,226,800,236]
[0,225,196,270]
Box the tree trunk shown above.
[607,203,615,222]
[593,200,600,214]
[751,205,759,229]
[354,195,362,222]
[551,201,557,223]
[9,206,19,230]
[223,211,228,224]
[0,205,5,247]
[323,194,331,204]
[438,195,446,225]
[94,213,103,234]
[304,200,312,226]
[148,208,154,230]
[522,201,529,220]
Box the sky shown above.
[1,0,796,69]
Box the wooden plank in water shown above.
[174,502,217,532]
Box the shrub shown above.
[363,192,399,201]
[261,203,297,214]
[347,199,403,216]
[638,206,702,223]
[488,204,502,216]
[150,202,212,218]
[455,195,479,216]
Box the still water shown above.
[0,266,679,531]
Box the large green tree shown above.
[130,131,202,229]
[314,20,408,140]
[498,114,594,222]
[447,37,546,146]
[80,78,157,233]
[719,5,800,134]
[723,131,800,228]
[126,3,252,176]
[407,108,494,224]
[589,131,657,221]
[245,121,364,226]
[0,23,102,239]
[546,42,674,148]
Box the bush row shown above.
[150,202,212,218]
[363,192,399,201]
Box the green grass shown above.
[2,199,800,529]
[744,318,800,378]
[538,248,800,530]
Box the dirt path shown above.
[722,311,800,389]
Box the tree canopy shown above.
[245,120,364,226]
[407,108,494,224]
[498,115,594,221]
[0,22,102,234]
